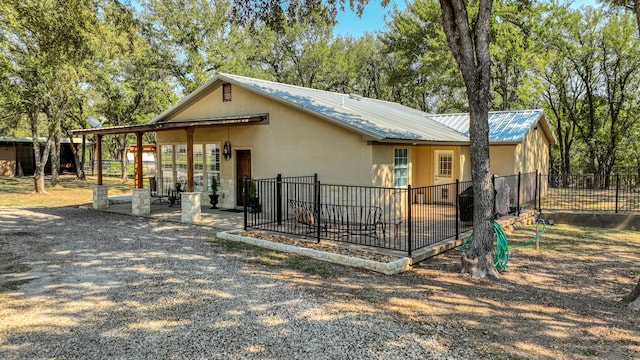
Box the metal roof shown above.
[153,73,469,143]
[73,114,267,136]
[428,110,545,142]
[0,136,82,144]
[150,73,546,144]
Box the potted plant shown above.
[247,180,261,213]
[208,177,219,209]
[175,181,182,192]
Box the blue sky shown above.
[334,0,599,37]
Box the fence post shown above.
[492,175,496,219]
[534,170,539,211]
[315,179,321,243]
[517,172,521,216]
[407,185,412,258]
[243,177,248,230]
[276,174,282,225]
[538,172,542,210]
[455,179,459,240]
[615,173,620,213]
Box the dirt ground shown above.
[1,206,639,359]
[235,222,640,359]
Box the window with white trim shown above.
[394,148,408,188]
[438,153,453,178]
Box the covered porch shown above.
[72,114,267,223]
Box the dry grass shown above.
[0,175,133,207]
[241,223,640,359]
[543,188,640,211]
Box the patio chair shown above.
[149,177,168,204]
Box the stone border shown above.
[216,230,410,275]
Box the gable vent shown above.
[222,83,232,102]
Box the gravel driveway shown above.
[0,206,469,359]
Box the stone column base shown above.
[132,188,151,215]
[93,185,108,209]
[181,192,201,223]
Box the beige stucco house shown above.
[151,73,555,209]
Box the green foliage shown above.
[382,0,466,112]
[211,177,218,194]
[537,5,640,177]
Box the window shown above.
[394,148,408,188]
[175,144,188,181]
[159,143,221,192]
[222,83,232,102]
[194,144,204,191]
[205,144,220,191]
[160,145,173,184]
[438,153,453,178]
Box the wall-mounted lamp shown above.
[223,141,232,160]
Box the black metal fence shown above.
[240,171,640,257]
[539,173,640,212]
[243,172,539,257]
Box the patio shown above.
[99,194,244,231]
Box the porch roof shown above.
[71,113,268,136]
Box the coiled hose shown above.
[461,218,546,272]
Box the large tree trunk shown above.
[627,279,640,311]
[624,278,640,303]
[440,0,498,278]
[66,130,86,180]
[50,121,61,187]
[30,112,52,194]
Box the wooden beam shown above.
[186,127,194,192]
[135,132,143,189]
[96,134,103,185]
[71,114,267,136]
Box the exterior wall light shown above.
[223,141,232,160]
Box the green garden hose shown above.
[461,218,546,272]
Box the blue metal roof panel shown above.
[429,110,544,142]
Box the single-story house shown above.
[148,73,555,209]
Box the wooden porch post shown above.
[96,134,103,185]
[135,131,143,189]
[186,127,194,192]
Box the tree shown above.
[439,0,497,278]
[0,0,100,192]
[600,0,640,311]
[141,0,259,95]
[546,8,640,185]
[489,1,543,110]
[254,9,336,88]
[382,0,466,112]
[536,3,582,181]
[601,0,640,36]
[93,2,176,182]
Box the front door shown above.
[433,150,455,204]
[236,150,251,206]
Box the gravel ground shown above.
[0,206,474,359]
